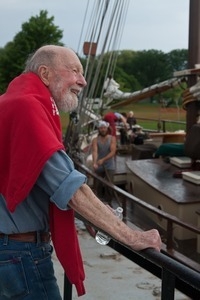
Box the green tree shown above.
[116,50,138,75]
[114,50,141,92]
[166,49,188,72]
[114,66,141,92]
[80,48,188,103]
[0,10,63,93]
[103,49,188,105]
[129,50,171,88]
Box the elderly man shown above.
[0,45,161,299]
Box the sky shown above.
[0,0,190,54]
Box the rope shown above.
[66,0,130,158]
[182,88,197,110]
[77,0,90,55]
[182,79,200,110]
[79,0,129,122]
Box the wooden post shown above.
[186,0,200,132]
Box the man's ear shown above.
[38,65,50,86]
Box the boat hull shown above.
[126,158,200,244]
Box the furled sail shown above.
[110,77,185,109]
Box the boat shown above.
[64,0,200,295]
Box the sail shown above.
[109,77,184,109]
[103,76,132,99]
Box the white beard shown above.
[50,80,79,112]
[57,91,78,112]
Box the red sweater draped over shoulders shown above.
[0,73,85,296]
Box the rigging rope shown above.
[77,0,90,55]
[65,0,130,157]
[79,0,129,117]
[182,88,198,110]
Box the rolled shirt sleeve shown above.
[37,150,87,210]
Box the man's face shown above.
[49,49,87,112]
[98,126,109,136]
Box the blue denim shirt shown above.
[0,150,87,234]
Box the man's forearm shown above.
[92,152,98,165]
[100,151,115,163]
[69,184,162,252]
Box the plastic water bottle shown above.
[95,207,123,245]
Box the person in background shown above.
[0,45,162,299]
[131,125,146,145]
[103,111,128,137]
[92,120,116,205]
[127,110,137,129]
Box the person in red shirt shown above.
[103,111,128,137]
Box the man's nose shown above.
[77,73,87,87]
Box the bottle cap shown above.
[116,207,123,213]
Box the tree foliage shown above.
[88,49,188,103]
[166,49,188,72]
[127,50,171,87]
[0,9,188,105]
[0,10,63,93]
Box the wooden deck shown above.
[127,158,200,204]
[126,158,200,241]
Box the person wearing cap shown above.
[92,121,116,204]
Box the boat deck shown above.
[126,158,200,243]
[86,151,200,266]
[126,158,200,204]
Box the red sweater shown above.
[0,73,85,296]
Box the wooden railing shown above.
[136,117,186,132]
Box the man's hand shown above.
[129,229,162,252]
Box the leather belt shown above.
[0,231,51,243]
